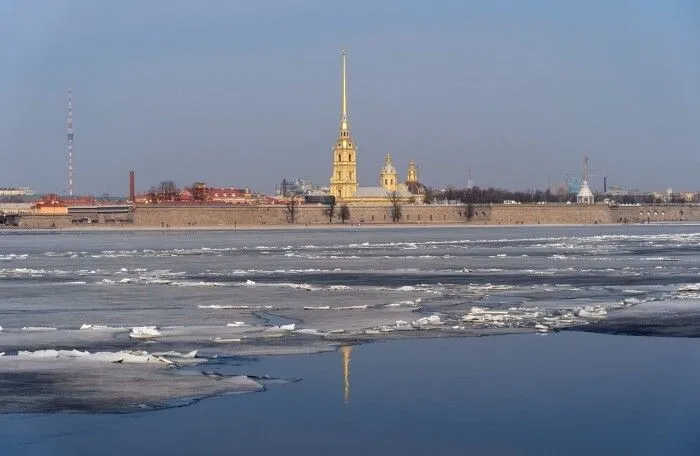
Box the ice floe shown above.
[21,326,57,332]
[577,306,608,318]
[11,349,203,365]
[413,315,443,325]
[79,324,124,330]
[130,326,162,339]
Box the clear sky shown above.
[1,0,698,196]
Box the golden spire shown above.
[341,345,352,404]
[340,47,349,133]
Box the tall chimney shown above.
[129,170,135,203]
[603,176,607,194]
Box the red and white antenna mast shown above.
[67,89,74,196]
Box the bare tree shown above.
[147,187,159,204]
[465,203,475,221]
[423,187,435,204]
[388,191,402,223]
[284,198,299,223]
[322,199,337,223]
[190,182,208,202]
[157,181,180,202]
[338,203,351,224]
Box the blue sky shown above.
[1,0,698,195]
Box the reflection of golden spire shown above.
[341,345,352,404]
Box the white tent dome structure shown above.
[577,180,594,204]
[576,154,595,204]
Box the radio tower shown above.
[67,89,74,197]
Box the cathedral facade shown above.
[329,50,425,205]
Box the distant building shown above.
[0,187,36,197]
[31,194,68,214]
[276,178,323,197]
[179,183,254,204]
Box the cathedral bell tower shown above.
[380,153,398,192]
[407,161,418,183]
[329,48,358,201]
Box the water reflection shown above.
[341,345,352,404]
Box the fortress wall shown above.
[610,205,700,223]
[18,215,74,229]
[132,205,281,227]
[487,204,612,225]
[131,204,480,227]
[129,203,700,228]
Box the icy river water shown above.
[1,224,699,454]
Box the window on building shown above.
[349,171,353,179]
[348,154,352,161]
[337,171,341,180]
[385,179,388,185]
[338,153,341,161]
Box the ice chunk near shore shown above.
[678,283,700,292]
[413,315,443,325]
[130,326,162,339]
[295,328,320,335]
[80,324,123,330]
[380,320,413,332]
[577,306,607,319]
[22,326,57,332]
[535,324,549,332]
[14,349,178,364]
[226,322,247,327]
[263,323,296,333]
[211,337,242,343]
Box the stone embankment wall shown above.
[17,215,74,229]
[131,203,700,227]
[610,205,698,223]
[488,204,612,225]
[14,204,699,229]
[131,204,479,227]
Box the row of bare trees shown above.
[438,186,563,204]
[285,199,352,224]
[147,181,180,203]
[284,191,404,224]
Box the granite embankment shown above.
[13,203,699,229]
